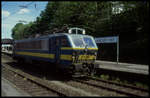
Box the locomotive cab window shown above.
[71,36,85,47]
[83,37,96,48]
[70,35,97,48]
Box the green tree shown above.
[12,23,25,40]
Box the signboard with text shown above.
[95,36,118,43]
[95,36,119,64]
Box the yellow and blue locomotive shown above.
[13,28,98,75]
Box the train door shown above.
[51,36,61,63]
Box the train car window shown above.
[16,43,18,50]
[17,43,19,50]
[56,38,59,46]
[23,40,36,50]
[34,40,38,49]
[20,43,21,49]
[23,42,26,49]
[15,43,17,49]
[18,43,20,50]
[49,38,52,51]
[19,43,21,49]
[25,42,27,49]
[18,43,20,49]
[23,42,25,49]
[28,41,31,49]
[26,42,29,49]
[17,43,19,49]
[41,39,49,50]
[39,40,42,49]
[61,37,69,47]
[51,37,56,51]
[26,41,29,49]
[16,39,49,51]
[37,40,39,49]
[19,40,43,50]
[21,42,24,49]
[22,42,25,49]
[34,41,37,49]
[18,43,21,49]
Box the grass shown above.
[94,74,148,89]
[134,82,148,89]
[100,74,109,80]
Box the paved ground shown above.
[96,60,149,75]
[1,77,30,96]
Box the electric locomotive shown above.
[13,28,99,75]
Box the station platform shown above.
[2,77,30,96]
[96,60,149,75]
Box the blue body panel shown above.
[13,33,98,70]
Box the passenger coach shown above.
[13,28,99,75]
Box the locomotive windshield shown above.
[83,37,95,47]
[70,35,97,48]
[71,37,85,47]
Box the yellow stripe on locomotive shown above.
[15,49,97,61]
[61,47,98,50]
[16,51,55,59]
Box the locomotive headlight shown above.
[94,52,97,60]
[72,51,76,62]
[72,56,75,61]
[94,52,97,56]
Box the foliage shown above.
[100,74,110,80]
[11,1,149,64]
[12,23,25,40]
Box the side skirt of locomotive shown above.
[12,54,99,77]
[58,62,99,77]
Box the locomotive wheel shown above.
[17,58,24,64]
[90,68,96,76]
[89,64,96,76]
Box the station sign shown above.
[95,36,118,43]
[95,36,119,64]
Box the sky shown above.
[1,1,126,40]
[1,1,48,39]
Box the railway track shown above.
[2,63,101,96]
[2,65,66,96]
[2,54,149,96]
[87,76,148,92]
[71,76,149,97]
